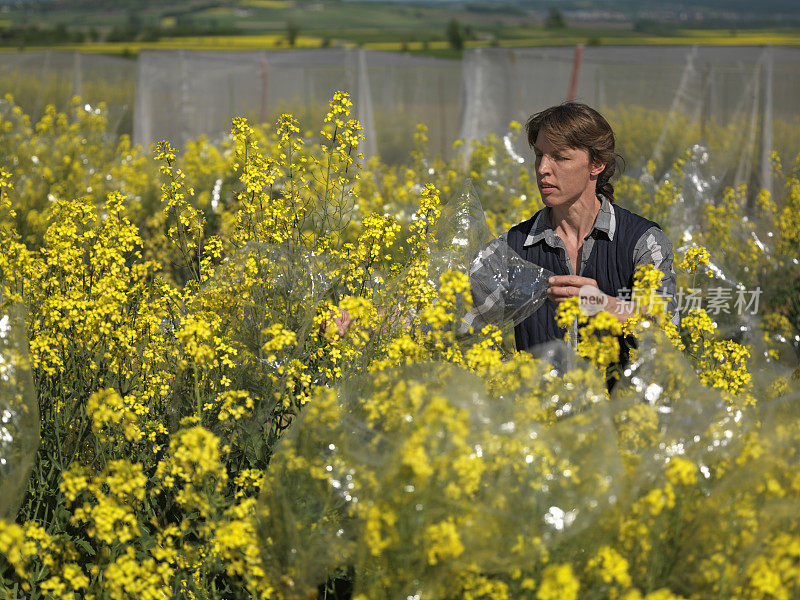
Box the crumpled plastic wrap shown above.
[434,180,553,334]
[462,237,553,333]
[200,241,336,352]
[257,324,794,598]
[258,361,622,599]
[0,302,39,521]
[610,327,736,494]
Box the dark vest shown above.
[506,204,659,353]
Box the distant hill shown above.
[7,0,799,22]
[4,0,800,53]
[342,0,800,19]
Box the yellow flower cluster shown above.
[214,389,254,421]
[0,521,52,586]
[554,296,623,373]
[156,426,228,496]
[682,307,753,398]
[261,323,297,362]
[86,388,143,443]
[69,460,146,546]
[536,564,580,600]
[678,244,712,275]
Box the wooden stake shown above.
[566,44,584,102]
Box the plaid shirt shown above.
[465,196,679,338]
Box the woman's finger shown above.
[548,285,581,298]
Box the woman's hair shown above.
[525,102,620,202]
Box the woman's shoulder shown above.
[508,208,546,236]
[505,209,547,253]
[612,202,663,232]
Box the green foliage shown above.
[286,20,299,47]
[545,6,566,29]
[446,18,465,51]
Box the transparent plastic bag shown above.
[463,236,553,334]
[434,180,553,335]
[610,327,737,500]
[201,241,336,350]
[258,362,623,598]
[0,302,38,520]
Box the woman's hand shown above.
[322,308,354,337]
[547,275,601,304]
[322,303,412,339]
[547,275,634,323]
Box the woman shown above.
[505,102,678,355]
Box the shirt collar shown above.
[523,194,616,247]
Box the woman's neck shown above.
[550,192,602,245]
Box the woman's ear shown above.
[590,162,606,177]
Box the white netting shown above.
[2,46,799,176]
[460,45,800,194]
[0,50,136,135]
[133,48,463,160]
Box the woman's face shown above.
[533,132,605,209]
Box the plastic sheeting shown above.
[432,181,552,334]
[258,361,621,599]
[200,240,335,354]
[0,302,38,521]
[257,327,781,598]
[202,181,552,347]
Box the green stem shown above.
[194,360,201,422]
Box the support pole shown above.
[700,65,708,141]
[357,48,376,159]
[566,44,584,102]
[438,73,446,158]
[73,51,82,101]
[260,57,269,125]
[760,46,773,197]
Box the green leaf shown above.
[75,538,96,556]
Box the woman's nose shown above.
[537,157,551,174]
